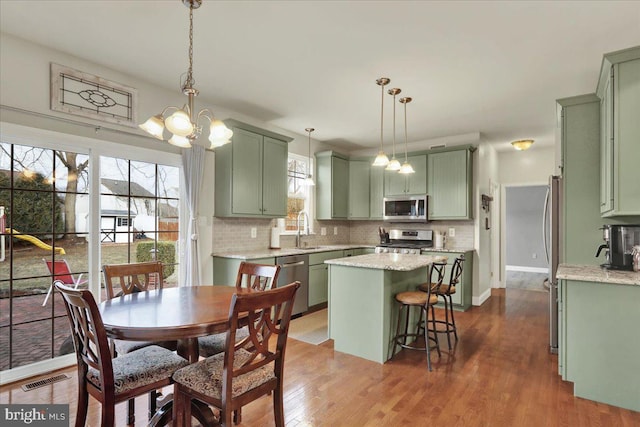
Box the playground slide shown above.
[3,228,66,255]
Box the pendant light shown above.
[372,77,390,166]
[386,88,402,171]
[304,128,315,186]
[398,97,415,174]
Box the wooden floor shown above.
[2,288,639,426]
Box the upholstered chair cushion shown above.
[114,339,177,355]
[198,326,250,357]
[173,348,275,399]
[87,345,188,395]
[395,291,439,306]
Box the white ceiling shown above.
[1,1,639,153]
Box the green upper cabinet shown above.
[427,148,473,220]
[557,94,602,265]
[316,151,349,219]
[596,47,640,217]
[369,166,384,219]
[348,160,370,219]
[383,154,427,196]
[214,120,291,218]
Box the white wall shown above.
[499,147,555,185]
[474,143,499,304]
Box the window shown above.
[286,153,313,232]
[0,126,182,376]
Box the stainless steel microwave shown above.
[383,195,428,222]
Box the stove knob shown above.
[401,249,409,254]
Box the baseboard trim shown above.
[0,354,75,386]
[506,265,549,274]
[473,288,492,306]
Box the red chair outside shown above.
[42,259,88,306]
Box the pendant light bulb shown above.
[373,77,391,166]
[398,96,414,174]
[305,128,315,186]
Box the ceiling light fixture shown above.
[372,77,391,166]
[304,128,315,186]
[398,97,415,174]
[139,0,232,149]
[511,139,534,151]
[385,88,402,171]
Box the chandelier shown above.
[139,0,232,149]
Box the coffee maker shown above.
[596,224,640,270]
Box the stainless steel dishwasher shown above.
[276,254,309,316]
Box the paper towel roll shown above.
[270,227,281,249]
[435,232,444,249]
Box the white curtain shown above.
[182,144,205,286]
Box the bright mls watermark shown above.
[1,404,68,426]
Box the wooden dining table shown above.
[99,285,247,426]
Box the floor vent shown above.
[21,374,71,392]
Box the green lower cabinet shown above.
[212,256,276,285]
[421,250,473,311]
[560,279,640,412]
[308,264,328,307]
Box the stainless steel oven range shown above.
[374,229,433,254]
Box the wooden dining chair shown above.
[102,260,177,424]
[55,282,189,427]
[173,281,300,427]
[198,262,281,358]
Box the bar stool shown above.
[393,262,445,371]
[419,255,464,350]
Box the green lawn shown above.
[0,237,178,297]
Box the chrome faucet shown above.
[296,211,310,248]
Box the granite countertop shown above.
[325,253,448,271]
[421,247,474,253]
[556,264,640,286]
[212,244,374,260]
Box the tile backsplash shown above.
[213,217,474,252]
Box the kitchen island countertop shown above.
[325,253,447,271]
[556,263,640,286]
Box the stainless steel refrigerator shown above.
[543,175,562,354]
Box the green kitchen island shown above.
[325,253,447,364]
